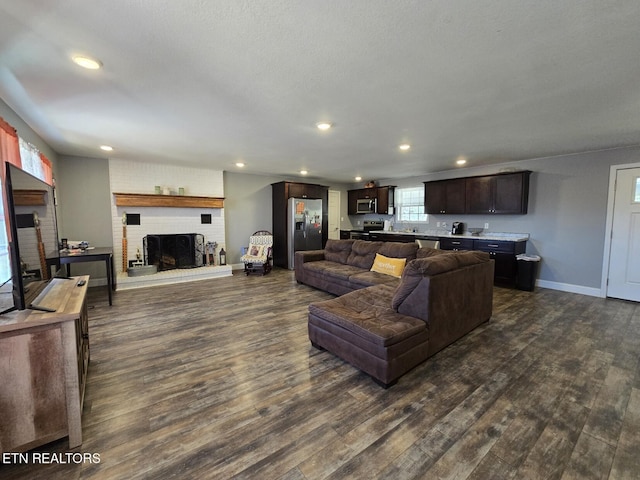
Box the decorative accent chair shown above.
[241,230,273,275]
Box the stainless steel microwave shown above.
[356,198,377,214]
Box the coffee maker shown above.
[451,222,464,235]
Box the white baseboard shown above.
[536,279,603,298]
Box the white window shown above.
[395,187,427,222]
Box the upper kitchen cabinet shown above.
[285,182,326,199]
[347,188,375,214]
[465,171,531,214]
[423,179,466,214]
[376,186,395,215]
[347,186,395,215]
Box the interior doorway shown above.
[328,190,340,240]
[604,164,640,301]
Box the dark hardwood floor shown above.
[2,268,639,479]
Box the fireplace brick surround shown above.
[109,159,231,290]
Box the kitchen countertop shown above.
[370,230,530,242]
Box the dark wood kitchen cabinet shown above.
[347,186,395,215]
[376,186,395,214]
[465,171,531,214]
[439,237,526,286]
[271,181,328,269]
[473,239,526,286]
[286,182,326,199]
[439,237,475,251]
[423,179,466,214]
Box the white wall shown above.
[377,146,640,295]
[108,159,225,273]
[223,172,352,265]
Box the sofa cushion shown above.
[303,260,364,280]
[454,250,491,267]
[370,253,407,278]
[391,255,460,310]
[349,270,401,288]
[323,239,354,264]
[309,285,426,347]
[391,253,491,311]
[379,241,419,260]
[346,240,383,269]
[416,247,448,259]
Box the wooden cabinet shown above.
[0,276,90,452]
[439,237,475,251]
[473,239,526,286]
[347,190,359,215]
[424,179,466,214]
[424,171,531,215]
[348,186,396,215]
[271,181,329,269]
[439,237,526,286]
[286,182,326,199]
[376,186,395,215]
[465,171,531,214]
[369,232,415,243]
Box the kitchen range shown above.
[348,220,383,240]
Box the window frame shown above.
[394,186,428,223]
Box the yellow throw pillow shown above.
[370,253,406,278]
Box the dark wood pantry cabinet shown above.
[271,181,328,269]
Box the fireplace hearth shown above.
[144,233,205,271]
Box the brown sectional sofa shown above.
[294,239,420,295]
[295,239,494,387]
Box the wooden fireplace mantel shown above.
[113,193,224,208]
[14,189,48,206]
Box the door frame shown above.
[601,161,640,298]
[328,190,341,240]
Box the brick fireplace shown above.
[109,159,231,290]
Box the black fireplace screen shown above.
[144,233,205,271]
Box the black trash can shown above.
[516,254,541,291]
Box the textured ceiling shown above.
[1,1,639,182]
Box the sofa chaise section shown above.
[308,251,494,387]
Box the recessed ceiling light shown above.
[100,145,113,151]
[355,176,362,181]
[456,158,467,165]
[399,144,411,151]
[316,122,332,131]
[300,170,308,175]
[72,55,103,70]
[235,162,245,168]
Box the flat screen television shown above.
[1,163,62,314]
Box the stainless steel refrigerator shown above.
[287,197,323,269]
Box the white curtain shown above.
[19,137,46,181]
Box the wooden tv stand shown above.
[0,276,90,453]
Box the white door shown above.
[328,190,340,240]
[607,167,640,301]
